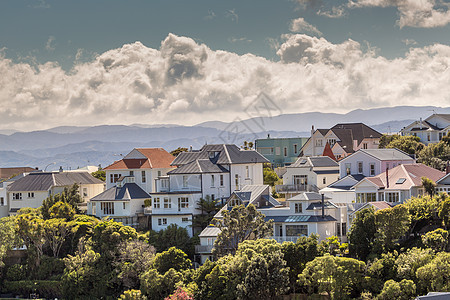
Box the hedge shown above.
[2,280,62,298]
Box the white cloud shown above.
[1,33,450,130]
[402,38,418,46]
[317,5,347,18]
[204,10,216,20]
[228,37,252,43]
[225,9,238,23]
[290,18,323,36]
[349,0,450,28]
[45,36,55,51]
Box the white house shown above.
[279,156,339,195]
[150,144,269,236]
[436,172,450,194]
[300,123,382,160]
[103,148,175,193]
[87,176,151,228]
[401,114,450,145]
[352,163,445,204]
[7,171,105,214]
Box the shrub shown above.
[5,264,27,281]
[2,280,62,298]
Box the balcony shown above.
[195,245,214,254]
[275,184,319,193]
[269,236,302,243]
[144,207,152,215]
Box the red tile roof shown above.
[104,148,174,170]
[322,142,337,161]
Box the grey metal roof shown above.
[358,148,414,161]
[8,172,55,192]
[314,170,339,174]
[306,201,338,210]
[287,192,331,201]
[309,156,338,167]
[54,172,104,186]
[168,159,229,174]
[265,215,336,223]
[171,144,269,166]
[199,226,222,237]
[416,292,450,299]
[90,183,149,201]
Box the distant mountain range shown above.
[1,106,449,171]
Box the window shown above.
[129,171,134,176]
[211,175,215,187]
[386,192,399,203]
[235,174,239,190]
[161,179,168,189]
[294,144,298,154]
[328,139,337,147]
[164,197,171,208]
[439,132,444,140]
[92,202,96,215]
[158,218,167,226]
[154,198,160,208]
[293,175,308,187]
[158,171,162,177]
[336,223,341,236]
[0,197,4,206]
[342,223,347,236]
[246,166,250,178]
[101,202,114,215]
[356,193,377,203]
[110,174,121,183]
[182,217,189,223]
[370,163,375,176]
[28,192,35,198]
[284,147,287,157]
[123,202,126,209]
[323,177,326,185]
[220,175,224,186]
[142,171,146,183]
[286,225,308,236]
[12,193,22,200]
[275,147,280,155]
[83,188,88,197]
[295,203,302,213]
[179,197,189,209]
[183,176,188,188]
[345,163,351,175]
[315,139,323,147]
[378,192,384,201]
[427,133,431,141]
[363,143,368,149]
[358,162,363,174]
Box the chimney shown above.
[321,193,325,219]
[189,145,192,152]
[386,167,389,189]
[311,125,315,156]
[446,161,450,174]
[59,166,63,173]
[420,118,423,129]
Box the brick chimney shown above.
[386,167,389,188]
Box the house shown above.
[150,144,269,236]
[278,156,339,195]
[7,171,105,214]
[87,176,151,228]
[338,148,415,178]
[103,148,175,193]
[436,171,450,194]
[320,174,366,204]
[348,201,392,228]
[255,136,309,167]
[0,167,37,181]
[300,123,382,160]
[352,164,445,204]
[0,173,28,218]
[401,114,450,145]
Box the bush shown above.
[5,264,27,281]
[2,280,62,298]
[35,256,65,280]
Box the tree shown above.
[438,195,450,229]
[422,228,449,252]
[404,195,438,236]
[416,252,450,293]
[421,177,436,196]
[170,147,188,157]
[263,167,279,186]
[298,254,366,300]
[91,170,106,181]
[348,207,377,260]
[213,204,273,256]
[0,216,22,267]
[140,268,184,300]
[15,213,45,268]
[418,141,450,171]
[119,289,148,300]
[377,279,416,300]
[90,219,138,255]
[165,287,193,300]
[241,141,254,150]
[43,218,76,257]
[379,134,424,155]
[41,183,83,219]
[365,251,398,295]
[147,224,194,258]
[396,247,434,282]
[49,201,75,220]
[192,196,220,232]
[153,247,192,274]
[373,205,410,253]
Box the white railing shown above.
[275,184,319,193]
[144,207,152,215]
[269,236,301,243]
[195,245,214,253]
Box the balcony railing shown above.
[195,245,214,254]
[275,184,319,193]
[144,207,152,215]
[269,236,302,243]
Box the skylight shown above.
[396,178,406,184]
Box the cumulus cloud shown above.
[1,33,450,130]
[349,0,450,28]
[290,18,322,36]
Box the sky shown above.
[1,0,450,131]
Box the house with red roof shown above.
[103,148,175,193]
[352,163,445,204]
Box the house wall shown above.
[88,198,146,218]
[152,214,194,236]
[321,189,356,204]
[255,137,308,167]
[200,173,230,200]
[354,138,380,151]
[169,174,202,192]
[150,193,202,216]
[9,190,49,211]
[230,163,264,190]
[105,168,173,192]
[283,167,316,186]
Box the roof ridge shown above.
[223,145,232,164]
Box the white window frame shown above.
[164,197,171,209]
[154,197,160,209]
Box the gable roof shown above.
[426,114,450,123]
[350,201,392,215]
[171,144,268,166]
[287,192,331,201]
[358,148,414,161]
[8,171,104,192]
[330,123,382,153]
[289,156,338,168]
[168,159,229,174]
[0,167,37,180]
[90,183,149,201]
[104,148,174,170]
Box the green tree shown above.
[153,247,192,274]
[263,167,279,186]
[416,252,450,293]
[365,251,398,295]
[119,289,148,300]
[374,205,410,253]
[0,216,22,267]
[404,195,438,236]
[15,213,45,268]
[49,201,75,220]
[422,228,449,252]
[377,279,416,300]
[298,254,366,300]
[43,218,76,257]
[418,141,450,171]
[241,141,254,150]
[147,224,194,258]
[140,268,184,300]
[170,147,188,157]
[91,169,106,181]
[348,207,377,260]
[192,196,220,232]
[379,134,424,155]
[213,204,273,256]
[90,219,138,255]
[438,195,450,229]
[421,177,437,196]
[396,247,434,282]
[42,183,83,219]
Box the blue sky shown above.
[1,0,450,130]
